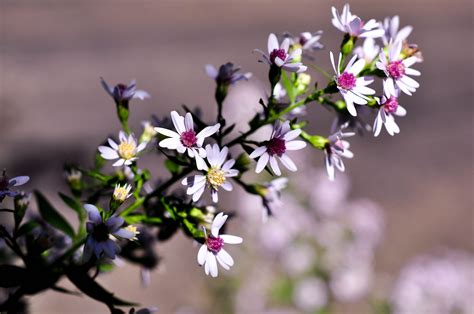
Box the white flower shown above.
[382,15,413,46]
[181,144,239,203]
[197,212,243,277]
[330,51,376,117]
[324,128,355,181]
[353,38,380,64]
[373,81,407,137]
[254,33,307,73]
[285,31,323,51]
[154,111,220,169]
[113,183,133,202]
[331,4,384,38]
[376,40,421,97]
[140,120,157,143]
[98,131,146,167]
[249,121,306,176]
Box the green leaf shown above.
[59,193,86,220]
[15,221,39,237]
[124,214,162,225]
[165,159,181,174]
[35,191,75,239]
[281,71,296,104]
[59,192,87,237]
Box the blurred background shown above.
[1,0,473,313]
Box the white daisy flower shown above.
[113,183,133,203]
[98,131,146,167]
[284,31,324,52]
[249,121,306,176]
[254,33,307,73]
[324,128,355,181]
[373,81,407,137]
[382,15,413,46]
[331,4,384,38]
[330,51,376,117]
[154,111,220,169]
[197,212,243,277]
[376,40,421,97]
[181,144,239,203]
[353,38,380,64]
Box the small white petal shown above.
[285,140,306,150]
[279,154,297,172]
[217,249,234,267]
[221,235,243,244]
[98,146,119,160]
[197,245,207,266]
[211,212,228,237]
[269,156,281,176]
[249,146,267,159]
[255,153,270,173]
[154,127,180,138]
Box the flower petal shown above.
[197,244,207,266]
[220,235,243,244]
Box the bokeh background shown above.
[1,0,473,313]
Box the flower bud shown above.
[140,121,157,143]
[110,183,132,211]
[113,183,132,203]
[295,73,311,94]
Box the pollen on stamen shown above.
[206,236,224,253]
[270,48,287,64]
[180,130,197,148]
[383,96,399,113]
[337,72,357,90]
[266,137,286,157]
[118,142,136,160]
[207,168,226,187]
[387,60,405,79]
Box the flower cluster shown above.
[0,4,424,312]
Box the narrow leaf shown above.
[35,191,75,238]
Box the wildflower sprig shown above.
[0,4,421,313]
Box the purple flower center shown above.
[180,130,197,148]
[299,36,308,46]
[337,72,357,90]
[207,236,224,253]
[383,96,399,113]
[92,223,110,242]
[266,137,286,157]
[116,83,127,97]
[270,49,287,64]
[387,60,405,79]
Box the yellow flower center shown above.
[118,141,136,160]
[207,167,226,188]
